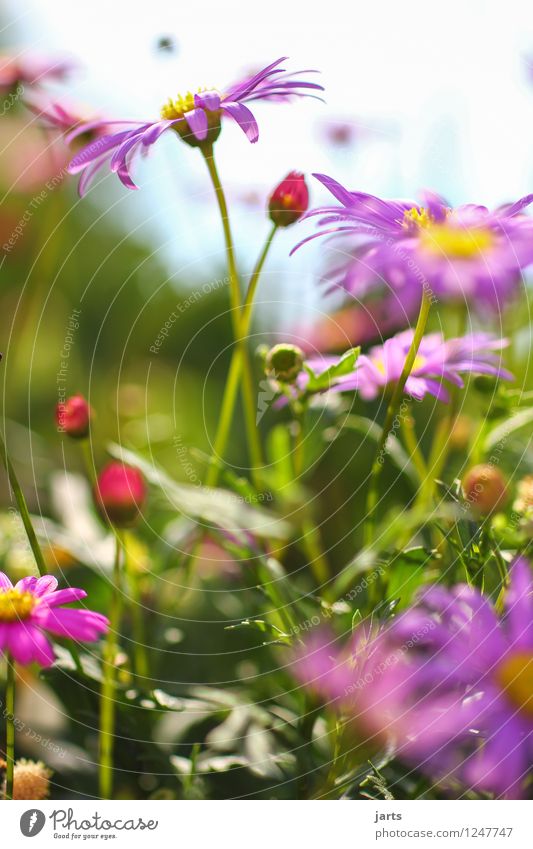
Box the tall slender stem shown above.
[0,430,47,577]
[4,656,15,800]
[99,532,122,799]
[202,147,267,487]
[123,535,149,685]
[364,290,432,546]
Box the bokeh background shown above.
[1,0,533,799]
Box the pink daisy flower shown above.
[0,572,108,667]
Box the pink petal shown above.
[0,572,13,590]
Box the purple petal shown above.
[504,557,533,649]
[183,107,208,141]
[0,572,13,590]
[221,102,259,143]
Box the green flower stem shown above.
[364,290,432,547]
[80,438,97,488]
[292,406,329,585]
[4,656,15,800]
[99,532,123,800]
[399,409,427,484]
[0,429,47,577]
[123,535,149,686]
[204,221,278,488]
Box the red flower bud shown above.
[463,464,508,517]
[56,395,91,439]
[94,462,146,527]
[268,171,309,227]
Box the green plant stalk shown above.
[0,430,47,577]
[80,438,97,488]
[123,534,149,685]
[4,656,15,800]
[99,533,123,799]
[364,290,432,547]
[292,406,329,584]
[202,146,270,487]
[399,410,427,484]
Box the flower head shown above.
[293,174,533,309]
[0,52,73,93]
[0,573,108,667]
[67,58,323,196]
[25,94,109,150]
[56,394,91,439]
[268,171,309,227]
[94,462,147,526]
[302,330,513,403]
[294,558,533,798]
[1,759,52,800]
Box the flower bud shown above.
[268,171,308,227]
[265,343,305,383]
[94,462,146,527]
[463,464,508,516]
[56,394,91,438]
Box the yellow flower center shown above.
[160,88,217,120]
[0,588,36,622]
[496,651,533,718]
[403,206,432,229]
[374,353,425,376]
[420,223,494,258]
[403,206,494,258]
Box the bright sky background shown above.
[5,0,533,324]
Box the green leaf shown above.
[484,407,533,450]
[107,442,291,540]
[304,347,360,393]
[385,546,439,608]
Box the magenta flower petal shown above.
[37,607,109,642]
[0,572,13,590]
[39,587,88,608]
[0,572,108,667]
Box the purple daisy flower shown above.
[292,174,533,309]
[302,330,512,403]
[0,572,109,667]
[294,558,533,798]
[67,58,323,196]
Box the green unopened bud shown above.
[265,343,305,383]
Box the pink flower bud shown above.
[56,395,91,438]
[268,171,309,227]
[94,462,146,527]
